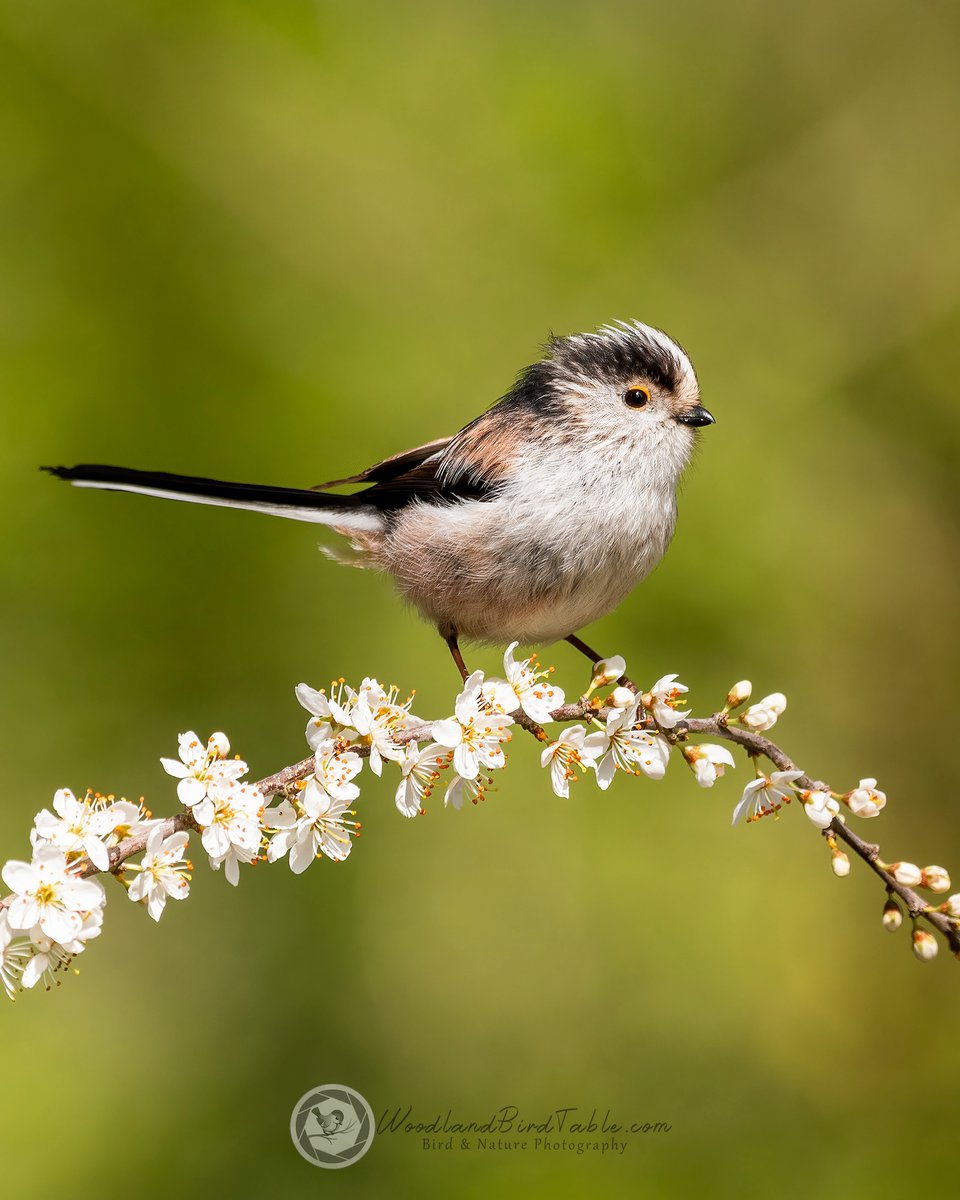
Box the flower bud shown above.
[882,897,903,931]
[800,789,839,829]
[912,929,938,962]
[920,865,951,893]
[939,894,960,919]
[740,693,787,732]
[590,656,626,690]
[608,686,636,710]
[682,743,736,788]
[725,680,752,710]
[888,862,922,887]
[831,849,850,877]
[845,778,886,818]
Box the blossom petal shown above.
[146,890,167,921]
[453,743,480,781]
[289,833,317,875]
[395,780,420,818]
[22,954,47,989]
[201,824,231,859]
[2,859,38,895]
[432,719,463,748]
[177,776,206,807]
[40,906,82,945]
[83,836,111,873]
[160,757,188,779]
[191,798,215,826]
[128,873,150,902]
[6,895,40,931]
[224,852,241,887]
[264,800,297,830]
[60,876,105,910]
[595,754,616,790]
[445,777,466,809]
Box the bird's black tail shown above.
[42,464,383,531]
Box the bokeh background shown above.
[1,0,958,1195]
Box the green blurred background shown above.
[1,0,958,1194]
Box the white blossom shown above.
[198,781,264,886]
[49,905,103,959]
[682,743,735,788]
[31,788,114,872]
[100,797,155,845]
[939,894,960,919]
[482,642,565,724]
[32,790,157,873]
[443,773,489,810]
[346,689,415,775]
[433,671,513,782]
[2,891,103,993]
[21,933,75,990]
[395,742,448,817]
[297,678,418,770]
[313,744,363,801]
[831,849,851,877]
[740,693,787,732]
[845,778,886,818]
[160,731,247,811]
[127,826,191,920]
[264,782,359,874]
[540,726,598,798]
[732,769,803,824]
[2,845,105,946]
[12,904,103,991]
[297,679,356,748]
[800,788,840,829]
[296,678,355,724]
[583,705,670,788]
[264,741,364,872]
[209,842,258,886]
[645,674,690,729]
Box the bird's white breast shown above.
[382,423,689,645]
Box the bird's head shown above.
[522,320,714,463]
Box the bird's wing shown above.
[311,422,516,512]
[310,436,454,490]
[437,407,525,489]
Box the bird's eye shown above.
[624,386,650,409]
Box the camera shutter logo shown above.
[290,1084,375,1168]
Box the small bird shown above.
[44,321,714,679]
[310,1107,345,1137]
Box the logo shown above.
[290,1084,375,1169]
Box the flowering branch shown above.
[679,716,960,955]
[2,649,956,998]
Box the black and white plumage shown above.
[44,321,714,663]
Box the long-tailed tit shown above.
[45,320,714,679]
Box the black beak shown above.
[677,404,715,428]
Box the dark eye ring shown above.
[624,386,650,408]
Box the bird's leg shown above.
[565,632,639,694]
[565,633,606,665]
[445,632,470,683]
[443,631,548,742]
